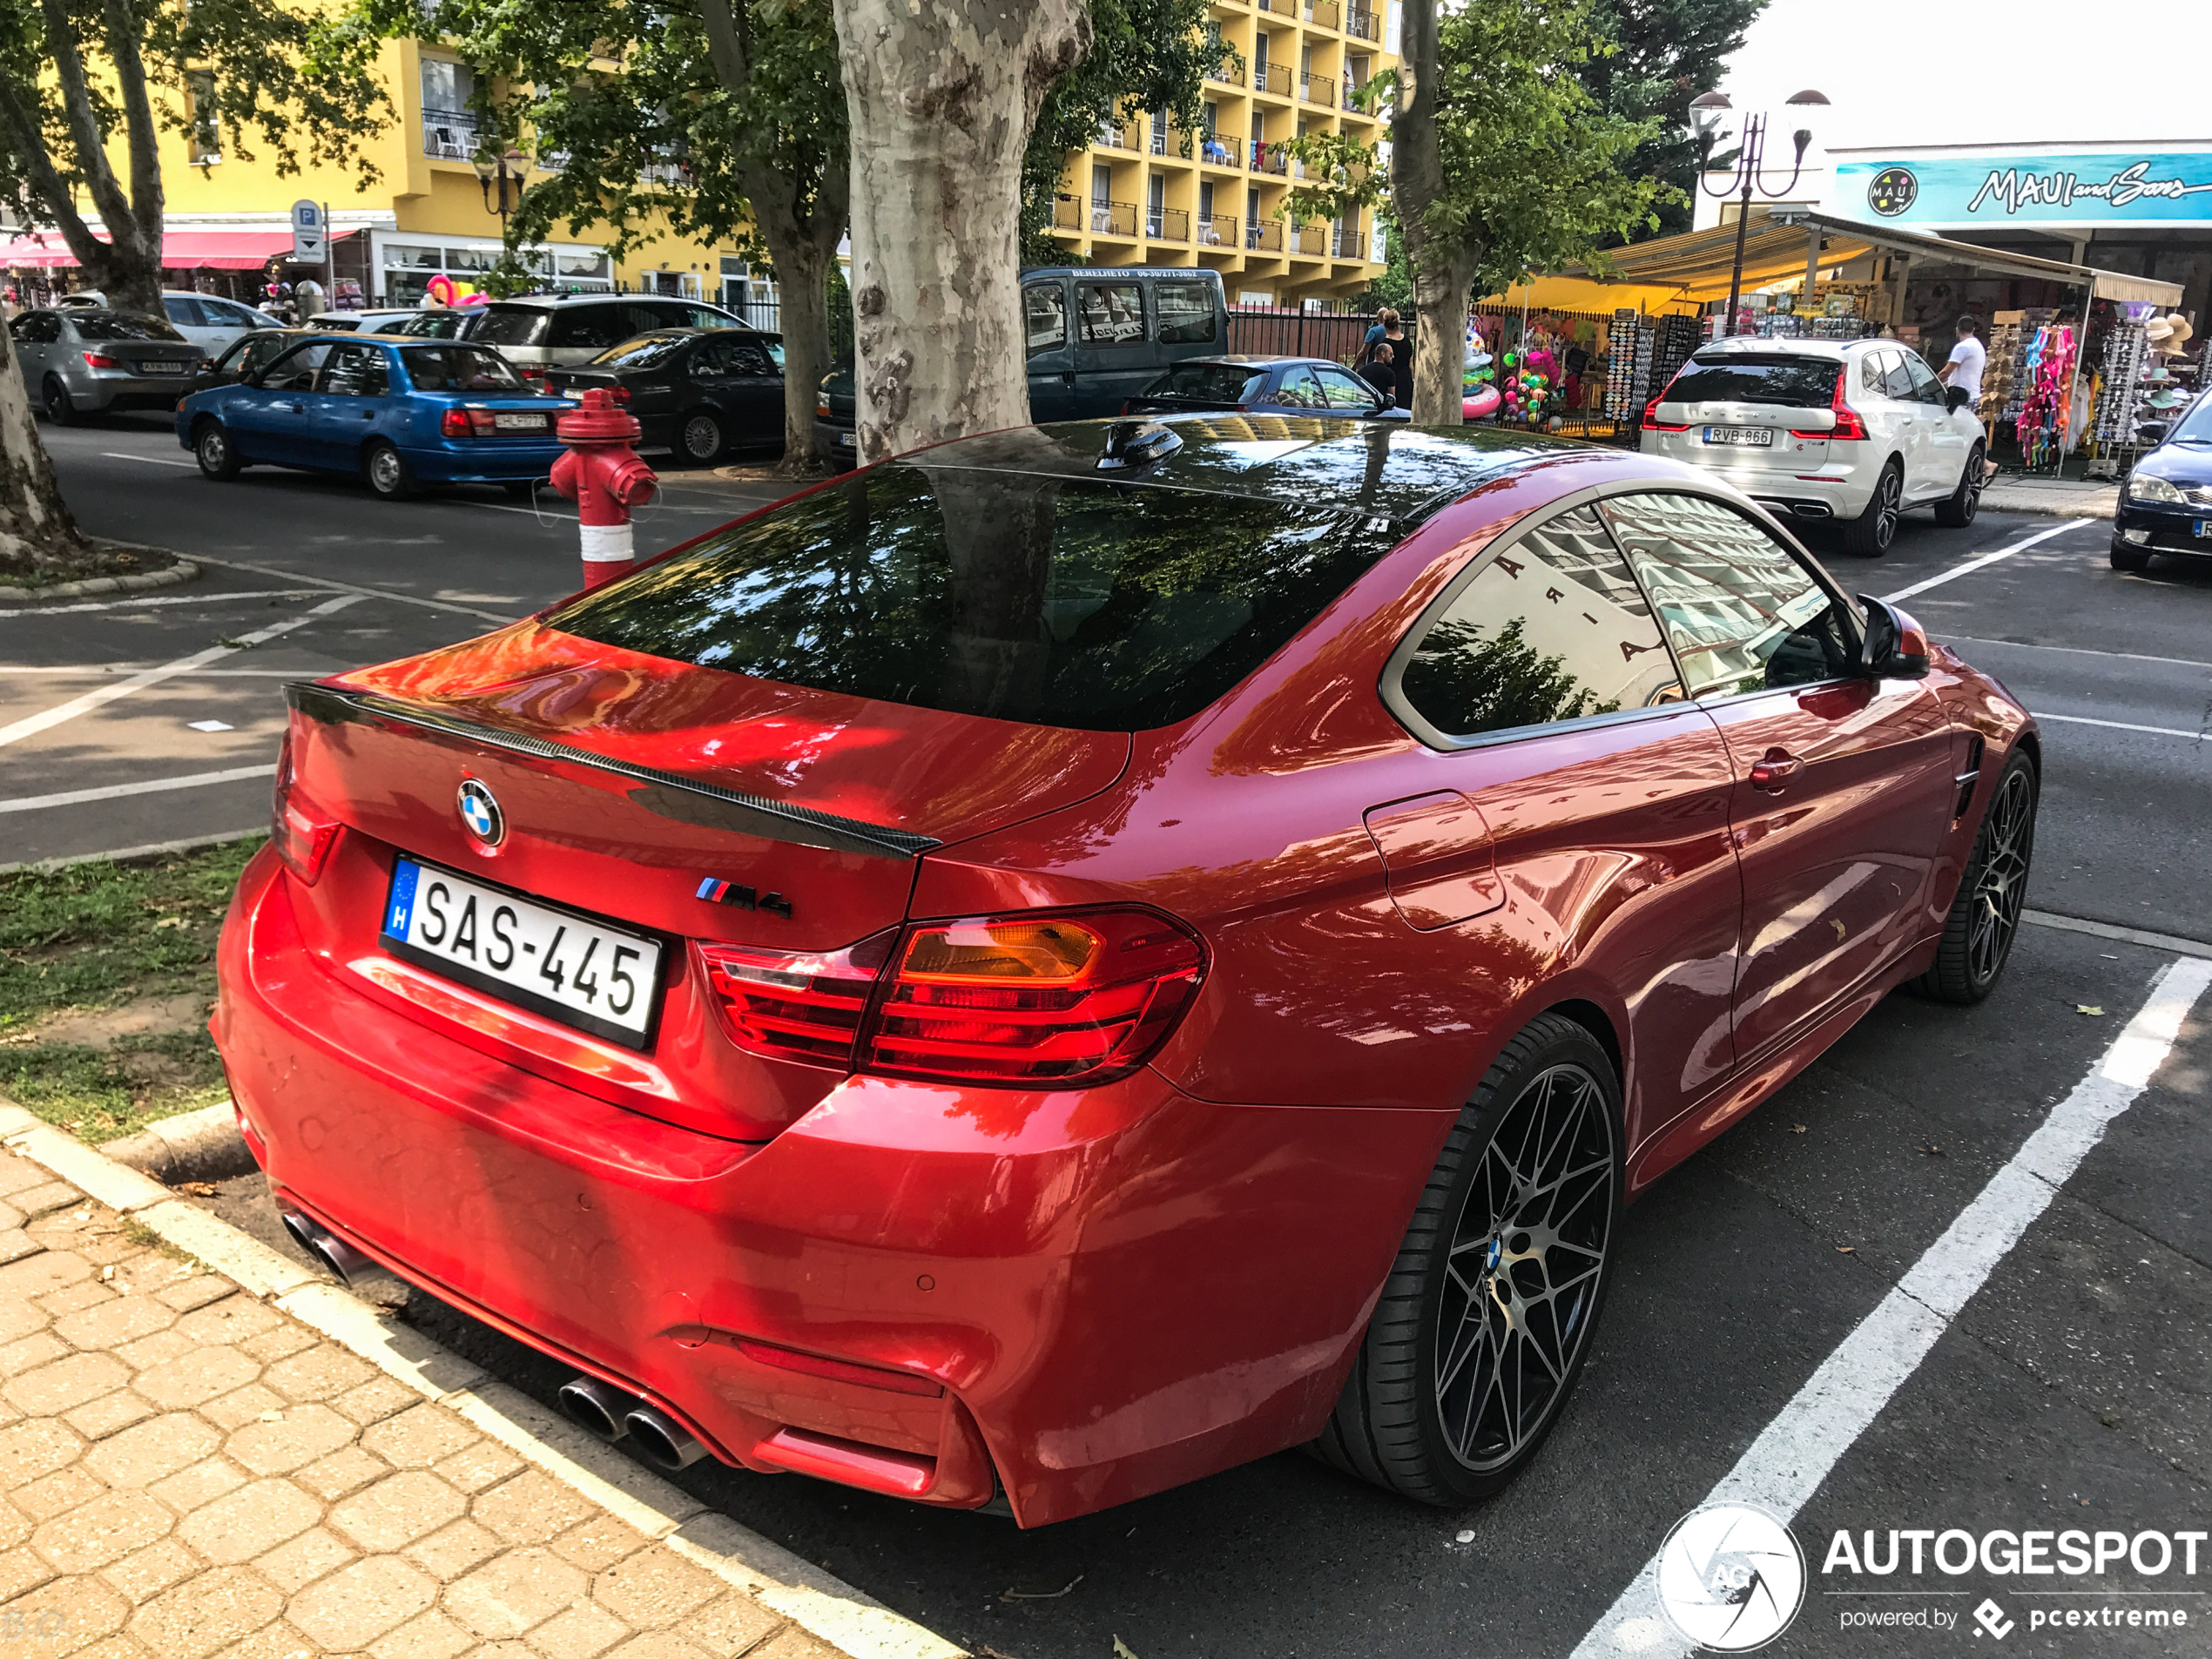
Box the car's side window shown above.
[1598,491,1858,700]
[1024,284,1068,356]
[1155,281,1217,344]
[1076,283,1146,346]
[1274,367,1325,408]
[1858,350,1892,397]
[1881,354,1918,401]
[164,295,208,327]
[1902,352,1946,407]
[1315,366,1378,410]
[684,306,736,331]
[726,340,773,376]
[245,334,293,376]
[260,341,332,392]
[1397,505,1681,739]
[549,308,624,351]
[321,343,389,397]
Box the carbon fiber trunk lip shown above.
[284,679,941,862]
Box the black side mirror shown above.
[1858,594,1929,678]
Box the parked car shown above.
[307,309,422,334]
[367,310,484,341]
[469,293,754,382]
[186,328,320,395]
[175,335,572,499]
[544,328,785,463]
[218,415,2038,1525]
[2111,390,2212,570]
[1123,354,1406,421]
[814,266,1230,465]
[10,307,207,422]
[58,289,284,350]
[1640,335,1987,556]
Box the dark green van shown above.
[813,267,1230,466]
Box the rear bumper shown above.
[1648,431,1880,517]
[216,846,1439,1524]
[401,440,567,483]
[75,377,194,413]
[813,419,858,472]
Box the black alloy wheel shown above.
[194,421,241,481]
[1935,442,1985,527]
[41,376,81,426]
[679,410,725,465]
[1843,461,1904,556]
[1312,1013,1622,1503]
[1916,749,2037,1004]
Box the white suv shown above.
[1641,336,1986,556]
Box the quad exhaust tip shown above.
[556,1379,707,1471]
[623,1405,708,1471]
[280,1211,401,1295]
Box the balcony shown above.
[1254,63,1291,96]
[1345,5,1379,38]
[641,158,691,186]
[1150,119,1170,154]
[1333,221,1365,259]
[1300,73,1336,107]
[1146,206,1190,242]
[1291,223,1328,257]
[1244,219,1284,253]
[421,108,480,160]
[1304,0,1339,27]
[1251,141,1288,176]
[1055,196,1140,237]
[1209,60,1244,87]
[1195,213,1238,247]
[1096,120,1140,152]
[1197,135,1240,167]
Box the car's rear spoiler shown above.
[284,680,941,862]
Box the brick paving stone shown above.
[362,1408,479,1473]
[369,1608,475,1659]
[227,1405,359,1476]
[10,1181,85,1217]
[597,1634,712,1659]
[40,1278,118,1318]
[65,1387,158,1442]
[155,1274,238,1313]
[471,1471,598,1548]
[101,1537,206,1604]
[329,1471,467,1554]
[550,1517,651,1575]
[674,1595,781,1656]
[0,1296,51,1346]
[333,1377,420,1428]
[16,1464,105,1520]
[590,1548,723,1631]
[0,1151,51,1193]
[294,1446,390,1502]
[521,1601,631,1659]
[0,1332,68,1379]
[254,1527,358,1595]
[114,1326,199,1372]
[127,1563,287,1659]
[401,1520,502,1584]
[8,1572,132,1654]
[178,1479,324,1565]
[85,1413,223,1488]
[430,1441,523,1496]
[0,1231,45,1266]
[286,1557,440,1649]
[177,1297,285,1347]
[4,1350,132,1416]
[241,1325,322,1365]
[54,1293,179,1351]
[0,1418,87,1487]
[0,1494,28,1550]
[447,1548,590,1639]
[31,1487,174,1574]
[742,1630,844,1659]
[135,1345,262,1411]
[204,1383,293,1433]
[262,1348,377,1406]
[0,1541,57,1600]
[147,1454,249,1515]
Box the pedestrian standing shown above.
[1363,307,1399,358]
[1937,314,1994,476]
[1359,342,1396,402]
[1383,313,1413,410]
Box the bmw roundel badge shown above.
[456,779,505,848]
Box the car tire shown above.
[678,410,725,466]
[1841,459,1904,556]
[193,421,242,481]
[1933,442,1985,527]
[2110,540,2152,572]
[41,376,81,427]
[362,441,417,501]
[1912,748,2037,1006]
[1310,1012,1622,1505]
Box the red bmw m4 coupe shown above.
[216,417,2038,1525]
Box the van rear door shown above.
[1022,277,1076,421]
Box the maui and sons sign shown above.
[1836,153,2212,226]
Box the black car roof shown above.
[1173,354,1352,368]
[905,416,1587,528]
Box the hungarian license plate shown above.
[494,412,550,432]
[1703,426,1772,447]
[139,361,185,375]
[837,431,856,447]
[380,859,664,1048]
[2196,519,2210,539]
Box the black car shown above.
[544,328,784,464]
[2113,392,2212,570]
[186,328,320,395]
[1123,354,1406,421]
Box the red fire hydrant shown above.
[549,387,658,589]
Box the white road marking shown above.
[0,765,273,815]
[184,554,519,624]
[2025,909,2212,961]
[0,589,321,619]
[1881,521,2085,604]
[0,826,263,876]
[1570,956,2212,1659]
[1945,635,2212,672]
[0,665,340,678]
[98,451,196,468]
[449,497,577,523]
[0,593,360,750]
[2033,711,2205,741]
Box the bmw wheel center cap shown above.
[456,779,505,848]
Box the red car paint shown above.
[215,420,2034,1526]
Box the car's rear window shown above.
[1664,355,1843,408]
[1148,362,1271,403]
[72,312,186,342]
[546,465,1398,731]
[400,346,527,392]
[591,333,690,369]
[472,306,551,347]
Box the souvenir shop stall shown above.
[1463,298,1658,438]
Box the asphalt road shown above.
[12,415,2212,1659]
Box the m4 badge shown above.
[696,879,792,919]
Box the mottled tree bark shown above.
[1392,0,1473,426]
[0,324,92,576]
[833,0,1091,464]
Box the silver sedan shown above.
[10,308,209,423]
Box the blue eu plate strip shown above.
[387,860,421,939]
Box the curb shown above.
[0,555,199,604]
[0,826,266,879]
[0,1101,968,1659]
[103,1100,262,1184]
[1977,490,2116,521]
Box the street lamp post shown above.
[1689,89,1828,337]
[470,145,529,237]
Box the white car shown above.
[307,309,422,334]
[1641,336,1986,555]
[59,289,285,350]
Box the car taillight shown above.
[866,909,1204,1086]
[815,397,832,419]
[440,407,503,438]
[1642,390,1690,433]
[82,351,120,370]
[698,908,1206,1086]
[270,736,341,886]
[1824,368,1869,440]
[610,385,631,405]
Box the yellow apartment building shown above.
[2,40,772,318]
[1045,0,1398,305]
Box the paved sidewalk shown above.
[0,1107,952,1659]
[1979,473,2120,518]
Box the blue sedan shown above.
[176,335,573,499]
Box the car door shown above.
[1868,348,1932,496]
[10,312,58,385]
[307,341,395,471]
[1314,363,1391,418]
[705,336,782,442]
[1902,350,1967,498]
[1023,280,1076,421]
[1598,489,1957,1062]
[1378,501,1743,1144]
[227,339,330,466]
[1070,280,1152,417]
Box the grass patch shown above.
[0,838,265,1141]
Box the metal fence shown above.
[1225,303,1388,361]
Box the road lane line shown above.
[98,451,197,468]
[183,554,520,624]
[1,765,273,814]
[1569,956,2212,1659]
[0,593,360,750]
[1945,635,2212,672]
[2032,711,2206,741]
[1881,521,2084,604]
[0,826,264,876]
[2025,909,2212,961]
[0,665,337,678]
[0,589,321,619]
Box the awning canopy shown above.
[0,228,344,270]
[1552,207,2183,307]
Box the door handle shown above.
[1750,749,1802,792]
